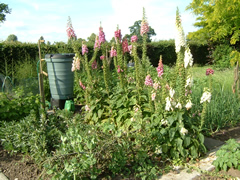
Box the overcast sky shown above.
[0,0,198,43]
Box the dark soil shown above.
[1,123,240,180]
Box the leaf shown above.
[169,127,176,142]
[184,136,191,147]
[97,109,103,118]
[162,144,168,153]
[198,133,204,144]
[223,164,227,172]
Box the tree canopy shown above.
[186,0,240,47]
[0,3,11,23]
[6,34,18,42]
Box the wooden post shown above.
[38,40,46,109]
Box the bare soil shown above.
[1,123,240,180]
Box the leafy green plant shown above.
[213,139,240,172]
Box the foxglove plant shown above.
[66,16,77,40]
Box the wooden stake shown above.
[38,39,45,109]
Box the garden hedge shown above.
[0,40,208,78]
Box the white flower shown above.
[180,127,188,135]
[153,82,160,90]
[175,24,186,53]
[131,117,135,122]
[200,89,211,103]
[155,146,162,154]
[175,102,182,109]
[169,88,175,98]
[151,92,156,101]
[165,97,172,111]
[185,75,193,88]
[185,99,192,110]
[184,46,193,68]
[85,105,90,111]
[161,119,168,126]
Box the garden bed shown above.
[1,124,240,180]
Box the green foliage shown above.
[213,139,240,172]
[212,44,232,68]
[186,0,240,47]
[6,34,18,42]
[0,88,40,121]
[0,3,11,23]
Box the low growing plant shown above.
[213,139,240,172]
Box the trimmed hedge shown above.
[0,40,208,79]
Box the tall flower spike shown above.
[175,8,186,53]
[140,7,149,36]
[99,25,106,45]
[114,29,122,43]
[156,55,164,77]
[66,16,77,40]
[94,35,100,50]
[122,38,129,54]
[82,42,88,55]
[110,46,117,57]
[144,75,153,86]
[131,35,138,42]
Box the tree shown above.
[0,3,11,23]
[87,33,96,44]
[6,34,18,42]
[127,20,156,43]
[186,0,240,47]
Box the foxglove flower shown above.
[185,75,193,88]
[110,46,117,57]
[169,88,175,98]
[122,38,129,54]
[117,66,123,73]
[131,35,138,42]
[144,75,153,86]
[79,80,86,90]
[200,88,211,103]
[161,119,168,126]
[180,127,188,135]
[206,68,214,76]
[114,29,122,42]
[66,16,77,40]
[100,55,105,60]
[140,21,149,36]
[99,26,106,44]
[151,92,156,101]
[153,82,160,90]
[71,56,80,71]
[156,58,164,77]
[91,60,97,69]
[175,13,186,53]
[94,35,100,50]
[82,43,88,55]
[175,102,182,109]
[185,99,192,110]
[165,97,172,111]
[128,45,133,54]
[184,46,193,68]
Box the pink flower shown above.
[156,58,164,77]
[99,26,106,45]
[131,35,138,42]
[122,38,129,54]
[100,55,105,60]
[128,45,133,54]
[66,17,77,40]
[94,35,100,50]
[79,80,86,90]
[82,43,88,55]
[117,66,123,73]
[91,60,97,69]
[206,68,214,75]
[114,29,122,42]
[110,46,117,57]
[140,21,149,36]
[145,75,153,86]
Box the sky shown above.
[0,0,198,44]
